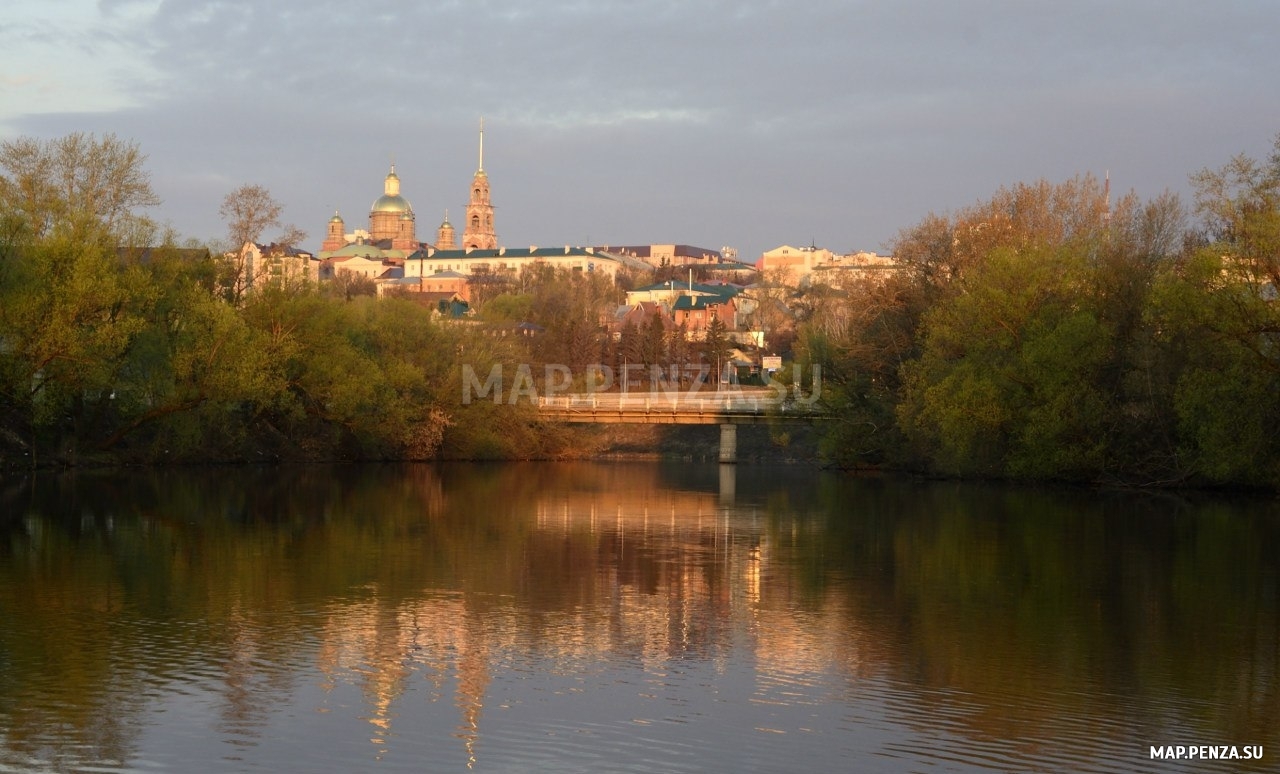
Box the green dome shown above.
[372,194,412,213]
[330,242,385,258]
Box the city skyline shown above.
[2,1,1277,260]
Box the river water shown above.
[0,462,1276,773]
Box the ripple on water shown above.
[862,674,1215,774]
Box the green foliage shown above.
[0,132,159,243]
[0,234,149,457]
[434,329,546,459]
[898,244,1106,478]
[1174,358,1280,486]
[864,144,1280,487]
[232,292,459,460]
[641,309,668,366]
[1147,248,1280,485]
[0,132,575,466]
[701,314,729,383]
[479,292,533,322]
[1007,310,1112,478]
[9,130,1280,485]
[812,171,1200,483]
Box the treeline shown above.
[0,240,565,465]
[7,130,1280,485]
[0,134,564,467]
[801,136,1280,488]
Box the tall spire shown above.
[463,119,497,250]
[1103,170,1112,225]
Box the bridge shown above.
[536,390,825,463]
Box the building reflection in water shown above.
[295,463,848,768]
[5,463,1272,772]
[313,591,495,766]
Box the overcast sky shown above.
[2,0,1277,261]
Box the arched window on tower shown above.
[474,188,481,198]
[471,215,480,229]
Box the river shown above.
[1,462,1276,772]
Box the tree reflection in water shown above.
[0,463,1277,772]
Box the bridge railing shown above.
[536,392,785,414]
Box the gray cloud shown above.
[7,0,1279,257]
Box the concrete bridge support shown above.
[718,423,738,464]
[719,463,736,505]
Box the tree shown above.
[1147,133,1280,485]
[751,267,798,342]
[702,314,730,386]
[0,132,159,242]
[0,234,156,463]
[668,320,691,384]
[0,135,160,463]
[897,244,1113,478]
[795,271,922,467]
[640,310,667,370]
[104,266,280,457]
[220,184,283,249]
[524,266,618,374]
[276,223,309,250]
[616,320,642,386]
[326,270,377,300]
[466,266,515,310]
[218,185,308,303]
[479,292,533,323]
[870,175,1188,481]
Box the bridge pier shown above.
[718,423,737,464]
[719,463,736,505]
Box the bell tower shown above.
[436,210,457,250]
[322,211,345,251]
[462,119,497,250]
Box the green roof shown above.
[634,281,741,298]
[672,295,732,311]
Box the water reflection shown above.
[0,463,1278,772]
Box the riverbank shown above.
[0,420,822,471]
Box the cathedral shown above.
[316,121,658,291]
[319,121,497,259]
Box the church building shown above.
[319,121,497,261]
[316,122,655,292]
